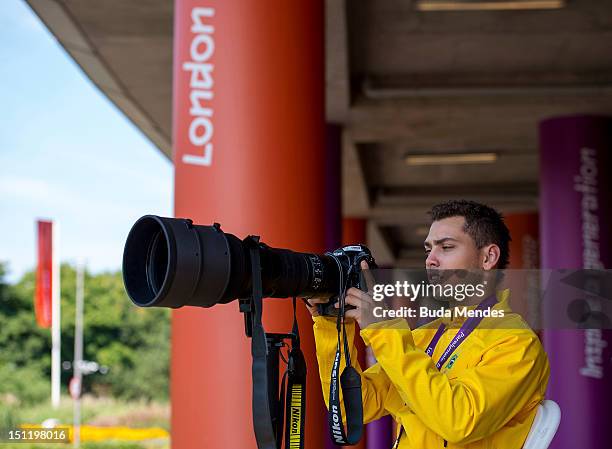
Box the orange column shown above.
[504,212,539,269]
[504,212,540,334]
[342,218,367,248]
[171,1,325,448]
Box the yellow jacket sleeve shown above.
[360,320,550,445]
[313,316,391,424]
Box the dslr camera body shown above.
[314,245,377,316]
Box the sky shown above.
[0,1,173,284]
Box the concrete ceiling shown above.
[27,0,612,267]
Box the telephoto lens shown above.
[122,215,374,311]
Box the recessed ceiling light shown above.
[404,152,498,165]
[415,0,565,12]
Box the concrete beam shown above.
[367,222,396,267]
[346,92,612,149]
[342,130,371,216]
[325,0,350,122]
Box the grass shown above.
[0,443,155,449]
[5,395,169,430]
[0,395,170,449]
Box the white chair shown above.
[522,400,561,449]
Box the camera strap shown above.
[277,297,307,449]
[249,243,278,449]
[248,240,307,449]
[327,293,364,445]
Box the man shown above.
[306,200,550,449]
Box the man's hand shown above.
[336,261,390,329]
[302,296,328,317]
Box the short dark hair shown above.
[428,200,511,269]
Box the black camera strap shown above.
[249,243,278,449]
[248,240,307,449]
[327,315,363,445]
[326,256,364,446]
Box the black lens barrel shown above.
[122,215,342,308]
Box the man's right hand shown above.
[302,297,328,317]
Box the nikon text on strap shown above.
[283,298,307,449]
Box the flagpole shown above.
[51,221,61,408]
[73,262,84,447]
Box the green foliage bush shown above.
[0,262,170,405]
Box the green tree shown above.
[0,263,50,404]
[0,262,170,405]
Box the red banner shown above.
[35,220,53,328]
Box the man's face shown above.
[424,216,481,270]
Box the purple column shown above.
[324,123,343,449]
[540,115,612,449]
[366,349,394,449]
[324,126,393,449]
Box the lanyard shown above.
[393,295,497,448]
[426,295,497,369]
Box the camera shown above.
[122,215,376,315]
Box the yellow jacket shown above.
[313,291,550,449]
